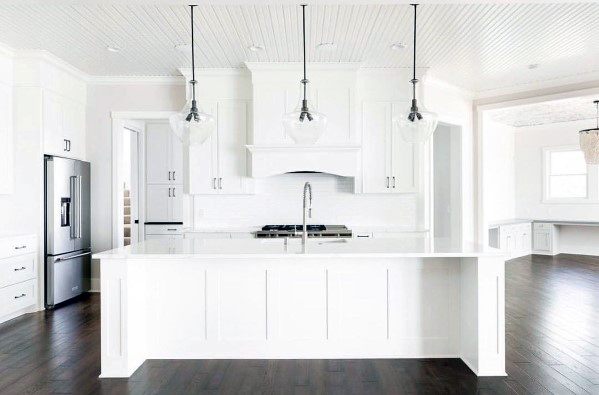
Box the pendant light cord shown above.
[411,4,418,110]
[190,5,197,117]
[302,4,307,103]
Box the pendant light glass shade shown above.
[394,4,438,143]
[579,100,599,165]
[169,5,214,146]
[169,81,215,146]
[282,4,327,145]
[283,83,327,144]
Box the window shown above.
[543,146,598,203]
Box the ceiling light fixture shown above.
[316,42,336,50]
[169,5,215,146]
[106,46,121,53]
[282,4,327,145]
[248,44,265,52]
[579,100,599,165]
[528,63,539,70]
[390,42,406,51]
[174,43,191,53]
[393,4,438,143]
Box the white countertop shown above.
[94,237,503,260]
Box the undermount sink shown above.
[260,238,349,245]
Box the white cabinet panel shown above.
[170,186,184,222]
[215,268,266,341]
[269,268,327,340]
[170,129,184,183]
[146,185,171,222]
[0,83,13,194]
[145,123,171,185]
[42,90,85,160]
[362,102,391,194]
[391,102,419,193]
[253,87,287,145]
[533,231,551,252]
[217,101,247,195]
[0,254,36,288]
[316,87,353,145]
[328,267,388,340]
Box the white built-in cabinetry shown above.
[488,221,532,258]
[42,90,86,160]
[0,234,38,324]
[532,222,559,255]
[0,48,13,195]
[145,122,184,223]
[361,101,420,193]
[186,100,251,195]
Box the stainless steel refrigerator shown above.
[44,156,91,308]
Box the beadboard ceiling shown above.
[0,2,598,94]
[490,96,599,127]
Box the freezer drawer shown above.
[45,250,91,308]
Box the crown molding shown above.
[14,49,89,81]
[89,75,185,86]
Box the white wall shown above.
[86,83,185,286]
[483,119,516,223]
[514,119,599,221]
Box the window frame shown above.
[542,145,599,204]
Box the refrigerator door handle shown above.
[77,175,82,239]
[70,175,82,239]
[55,250,92,262]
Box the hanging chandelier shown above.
[579,100,599,165]
[169,5,215,146]
[282,4,327,145]
[394,4,438,143]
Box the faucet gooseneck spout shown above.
[302,182,312,245]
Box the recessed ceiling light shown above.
[316,42,336,50]
[174,43,191,53]
[106,46,121,53]
[528,63,539,70]
[248,44,265,52]
[390,42,407,51]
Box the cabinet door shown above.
[187,102,218,194]
[146,185,171,222]
[362,101,391,194]
[217,101,248,195]
[170,131,183,184]
[0,83,13,194]
[43,91,66,156]
[145,123,171,184]
[533,231,550,252]
[63,100,86,160]
[169,186,184,222]
[390,102,419,193]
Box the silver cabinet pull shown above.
[168,187,171,197]
[218,178,222,190]
[14,245,27,250]
[14,293,26,299]
[213,178,217,190]
[167,228,177,231]
[64,139,69,151]
[14,266,26,271]
[172,187,176,197]
[68,140,71,152]
[393,176,396,188]
[168,171,171,181]
[386,177,389,188]
[172,171,176,181]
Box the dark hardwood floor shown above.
[1,254,598,394]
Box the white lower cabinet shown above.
[145,224,183,240]
[0,234,38,323]
[532,223,558,255]
[490,222,532,259]
[146,185,183,223]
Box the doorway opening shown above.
[432,122,462,246]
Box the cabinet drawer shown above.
[0,279,36,318]
[0,254,36,288]
[145,224,183,235]
[0,234,37,260]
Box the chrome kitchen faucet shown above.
[302,182,312,245]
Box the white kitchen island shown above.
[94,237,506,378]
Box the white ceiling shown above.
[489,96,599,127]
[0,2,598,94]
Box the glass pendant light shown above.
[169,5,215,146]
[579,100,599,165]
[394,4,438,143]
[282,4,327,145]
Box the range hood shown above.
[246,145,361,178]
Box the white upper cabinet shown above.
[361,101,420,194]
[247,63,357,146]
[0,69,13,195]
[145,122,180,185]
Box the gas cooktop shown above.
[255,225,352,238]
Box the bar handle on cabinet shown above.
[67,140,71,152]
[172,171,176,181]
[173,187,176,197]
[213,178,217,190]
[168,171,171,181]
[14,266,26,271]
[168,187,171,197]
[14,245,27,250]
[386,177,389,189]
[218,178,222,190]
[64,139,69,152]
[14,293,26,299]
[393,176,396,188]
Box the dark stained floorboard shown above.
[1,253,598,394]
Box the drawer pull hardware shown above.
[14,293,26,299]
[213,178,217,189]
[172,171,176,181]
[14,267,26,271]
[393,176,396,188]
[167,228,177,231]
[14,246,27,250]
[168,171,172,180]
[168,188,172,197]
[386,177,389,188]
